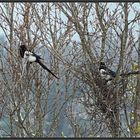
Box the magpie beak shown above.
[99,62,116,81]
[19,45,59,79]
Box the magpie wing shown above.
[107,68,116,77]
[32,52,43,60]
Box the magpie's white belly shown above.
[28,56,36,62]
[100,69,111,80]
[100,69,106,77]
[24,51,36,62]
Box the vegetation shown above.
[0,2,140,137]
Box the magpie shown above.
[99,62,116,81]
[19,45,59,79]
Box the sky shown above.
[0,2,140,44]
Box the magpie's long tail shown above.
[120,71,140,76]
[37,60,59,79]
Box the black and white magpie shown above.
[19,45,59,79]
[99,62,116,81]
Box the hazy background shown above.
[0,2,140,138]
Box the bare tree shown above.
[0,2,140,138]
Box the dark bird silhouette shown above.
[99,62,140,83]
[19,45,59,79]
[99,62,116,81]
